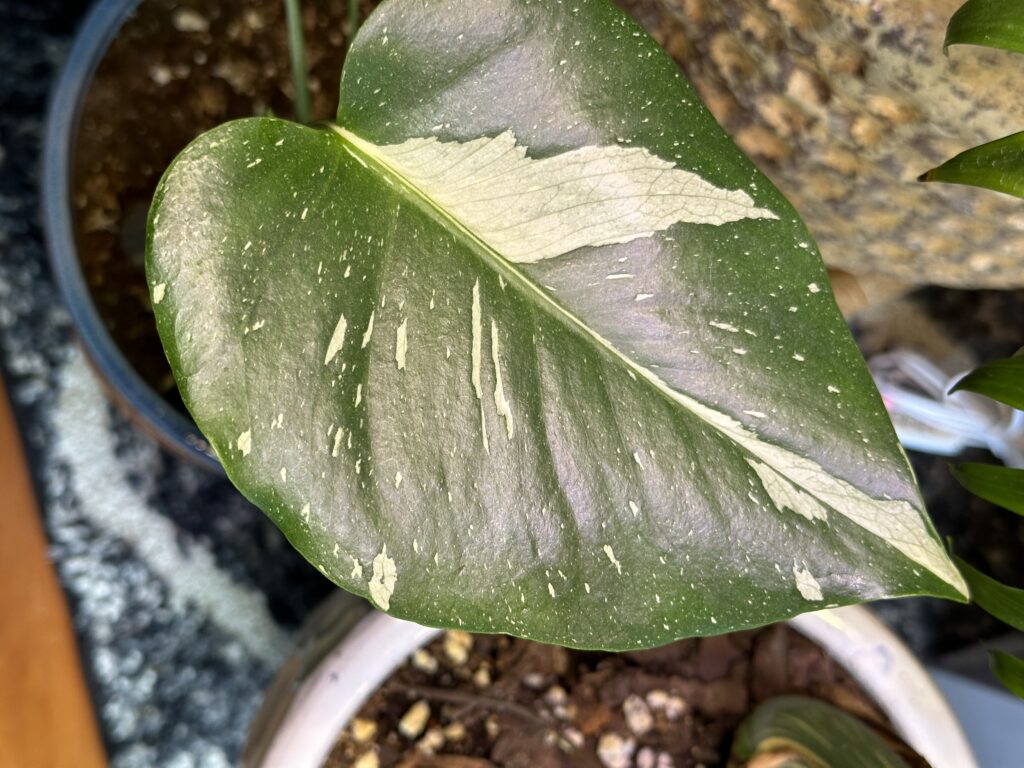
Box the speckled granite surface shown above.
[1,1,1022,766]
[629,0,1024,289]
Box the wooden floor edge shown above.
[0,374,108,768]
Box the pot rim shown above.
[248,604,977,768]
[41,0,221,472]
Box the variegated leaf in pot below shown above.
[146,0,966,649]
[731,695,914,768]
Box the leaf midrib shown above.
[327,124,731,430]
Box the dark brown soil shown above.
[323,627,925,768]
[72,0,372,413]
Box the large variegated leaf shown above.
[147,0,966,649]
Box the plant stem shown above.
[283,0,311,124]
[348,0,361,41]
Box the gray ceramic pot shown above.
[42,0,220,471]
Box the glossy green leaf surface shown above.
[951,463,1024,516]
[957,558,1024,632]
[731,696,911,768]
[992,651,1024,699]
[945,0,1024,54]
[950,352,1024,410]
[147,0,965,648]
[921,131,1024,198]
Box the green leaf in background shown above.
[991,651,1024,699]
[731,696,912,768]
[957,558,1024,632]
[950,463,1024,516]
[146,0,966,649]
[949,352,1024,410]
[920,131,1024,198]
[945,0,1024,54]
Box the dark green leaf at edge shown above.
[920,131,1024,198]
[991,651,1024,700]
[939,0,1024,704]
[956,557,1024,632]
[944,0,1024,54]
[146,0,965,650]
[731,695,912,768]
[949,353,1024,411]
[950,463,1024,517]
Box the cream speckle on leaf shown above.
[236,429,252,457]
[709,321,739,333]
[603,544,623,575]
[490,320,514,439]
[471,280,489,450]
[369,546,397,610]
[361,311,375,348]
[395,318,409,370]
[471,280,483,399]
[324,313,348,365]
[793,562,824,601]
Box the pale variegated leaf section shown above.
[670,390,963,593]
[337,128,778,263]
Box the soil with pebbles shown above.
[323,626,925,768]
[73,0,367,413]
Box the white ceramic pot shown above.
[245,602,977,768]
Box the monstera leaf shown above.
[147,0,966,648]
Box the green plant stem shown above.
[284,0,311,124]
[349,0,361,41]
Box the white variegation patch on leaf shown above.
[369,546,397,610]
[335,128,778,263]
[793,562,824,602]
